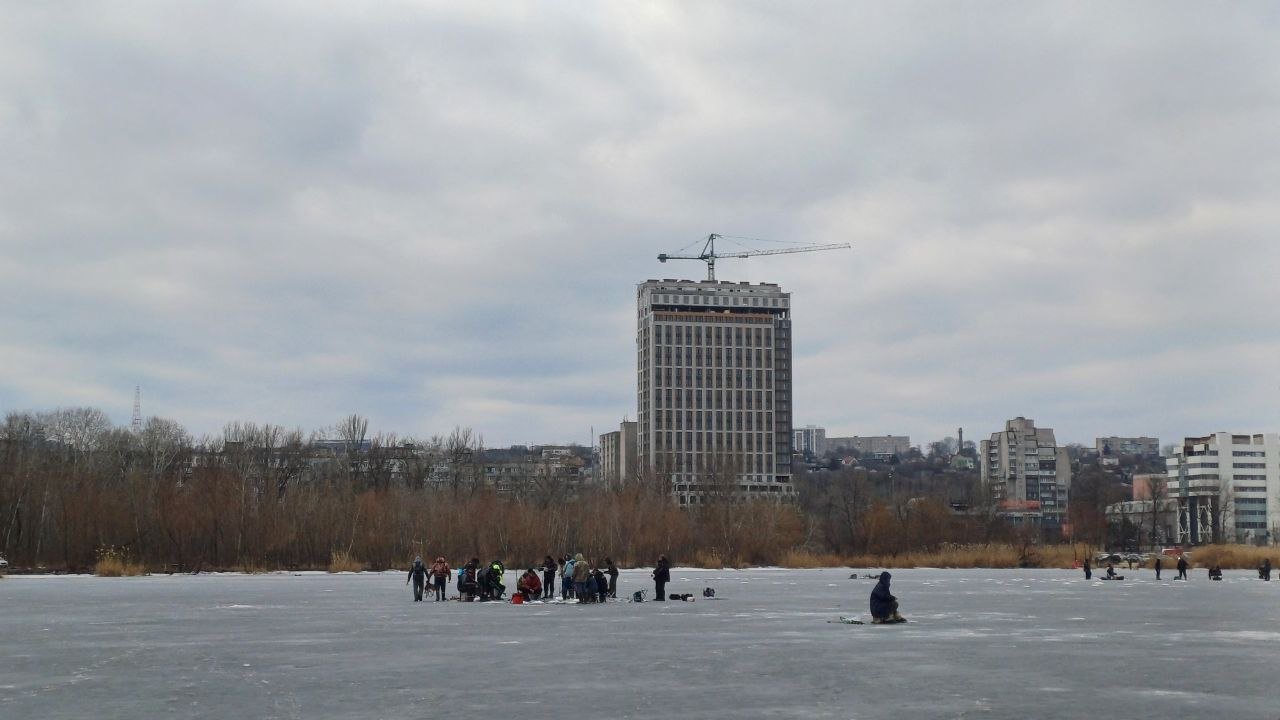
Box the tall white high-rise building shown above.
[636,279,793,504]
[1166,432,1279,546]
[980,417,1072,528]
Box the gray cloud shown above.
[2,2,1278,447]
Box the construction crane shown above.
[658,233,850,281]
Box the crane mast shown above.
[657,233,850,281]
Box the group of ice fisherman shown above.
[406,554,676,603]
[1081,555,1273,582]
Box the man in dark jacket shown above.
[1176,555,1188,580]
[406,556,428,602]
[869,571,904,623]
[653,555,671,601]
[1083,558,1091,580]
[542,556,557,599]
[1154,556,1162,580]
[593,568,609,603]
[605,557,619,598]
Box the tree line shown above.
[1,408,1037,572]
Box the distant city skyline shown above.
[3,4,1279,448]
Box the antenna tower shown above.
[132,386,143,433]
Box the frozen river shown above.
[3,567,1279,719]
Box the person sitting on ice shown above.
[517,568,542,601]
[1259,559,1271,581]
[869,571,905,624]
[1106,563,1117,579]
[1208,564,1223,581]
[484,560,506,600]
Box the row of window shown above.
[656,431,782,455]
[654,389,777,411]
[1235,497,1267,505]
[655,323,776,347]
[1233,462,1267,469]
[655,368,774,390]
[660,449,777,474]
[652,409,776,431]
[653,293,784,308]
[655,347,775,369]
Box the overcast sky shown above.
[3,2,1278,448]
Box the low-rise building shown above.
[1096,436,1160,457]
[826,435,910,459]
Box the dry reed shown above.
[93,547,147,577]
[1176,544,1279,570]
[327,550,364,573]
[777,543,1095,569]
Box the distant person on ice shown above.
[1083,558,1091,580]
[1154,556,1162,580]
[653,555,671,601]
[1106,563,1117,579]
[407,556,428,602]
[1259,559,1271,581]
[1176,555,1189,580]
[869,571,905,624]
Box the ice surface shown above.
[3,568,1279,719]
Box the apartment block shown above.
[794,425,826,457]
[599,421,638,485]
[636,279,793,504]
[980,417,1072,527]
[1166,432,1280,545]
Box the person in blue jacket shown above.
[561,555,576,600]
[869,571,904,623]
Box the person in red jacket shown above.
[517,568,543,601]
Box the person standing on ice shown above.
[561,555,575,600]
[1176,555,1188,580]
[869,571,904,623]
[1083,558,1092,580]
[406,556,428,602]
[430,557,451,601]
[605,557,619,598]
[542,555,557,599]
[572,553,591,601]
[1154,556,1162,580]
[653,555,671,601]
